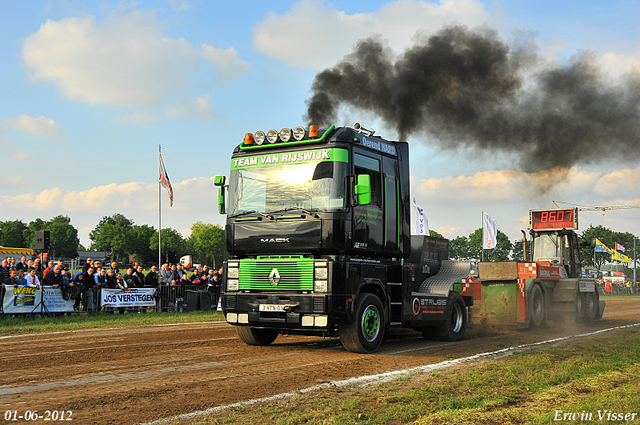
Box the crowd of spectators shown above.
[1,255,224,313]
[598,278,638,295]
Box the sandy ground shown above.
[0,298,638,424]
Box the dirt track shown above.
[1,298,639,425]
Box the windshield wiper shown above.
[232,210,270,218]
[268,207,317,217]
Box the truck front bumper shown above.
[222,292,337,331]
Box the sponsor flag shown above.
[482,212,497,249]
[594,238,610,253]
[615,242,625,252]
[159,153,174,207]
[412,198,429,235]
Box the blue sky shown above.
[1,0,639,249]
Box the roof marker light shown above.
[266,129,278,144]
[244,133,254,145]
[254,131,266,145]
[279,128,292,142]
[293,126,306,141]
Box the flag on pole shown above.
[412,198,429,235]
[159,152,174,207]
[615,242,625,252]
[482,212,497,249]
[594,238,610,253]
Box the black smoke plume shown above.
[305,26,640,172]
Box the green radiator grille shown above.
[238,256,314,291]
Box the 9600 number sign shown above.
[4,410,73,421]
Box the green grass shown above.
[0,310,225,335]
[197,327,640,425]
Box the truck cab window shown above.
[354,153,381,206]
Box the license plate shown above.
[579,280,596,292]
[259,304,288,312]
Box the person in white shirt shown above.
[25,267,41,288]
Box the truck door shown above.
[383,155,399,253]
[353,151,384,252]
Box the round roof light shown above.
[279,128,292,142]
[254,131,266,145]
[266,129,279,144]
[293,126,306,141]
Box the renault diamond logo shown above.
[269,269,281,286]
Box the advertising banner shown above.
[100,288,156,308]
[2,286,73,314]
[42,286,74,313]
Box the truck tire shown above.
[340,294,385,354]
[530,284,545,327]
[575,292,586,322]
[433,292,467,341]
[584,291,599,321]
[236,326,279,346]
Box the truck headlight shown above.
[227,267,239,279]
[266,129,278,144]
[254,131,265,145]
[314,260,328,292]
[314,280,328,292]
[293,126,306,141]
[227,279,239,291]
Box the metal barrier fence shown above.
[1,284,221,315]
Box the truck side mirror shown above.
[218,187,226,214]
[214,175,227,214]
[354,174,371,205]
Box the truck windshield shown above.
[228,160,348,216]
[533,233,561,262]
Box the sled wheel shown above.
[584,291,599,321]
[530,284,545,327]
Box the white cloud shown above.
[164,95,218,120]
[4,114,65,138]
[22,11,250,108]
[594,167,640,198]
[416,167,602,202]
[0,177,225,247]
[201,44,251,80]
[412,167,640,240]
[168,0,193,12]
[113,112,163,124]
[8,152,31,161]
[253,0,490,69]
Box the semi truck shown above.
[455,208,605,327]
[215,123,472,353]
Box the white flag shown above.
[482,212,497,249]
[412,198,429,235]
[615,242,625,252]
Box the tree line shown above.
[0,213,228,268]
[442,225,638,275]
[0,216,635,274]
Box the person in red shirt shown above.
[604,280,612,295]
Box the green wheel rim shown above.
[361,305,380,342]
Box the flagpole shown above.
[633,235,637,285]
[481,211,485,262]
[158,144,162,267]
